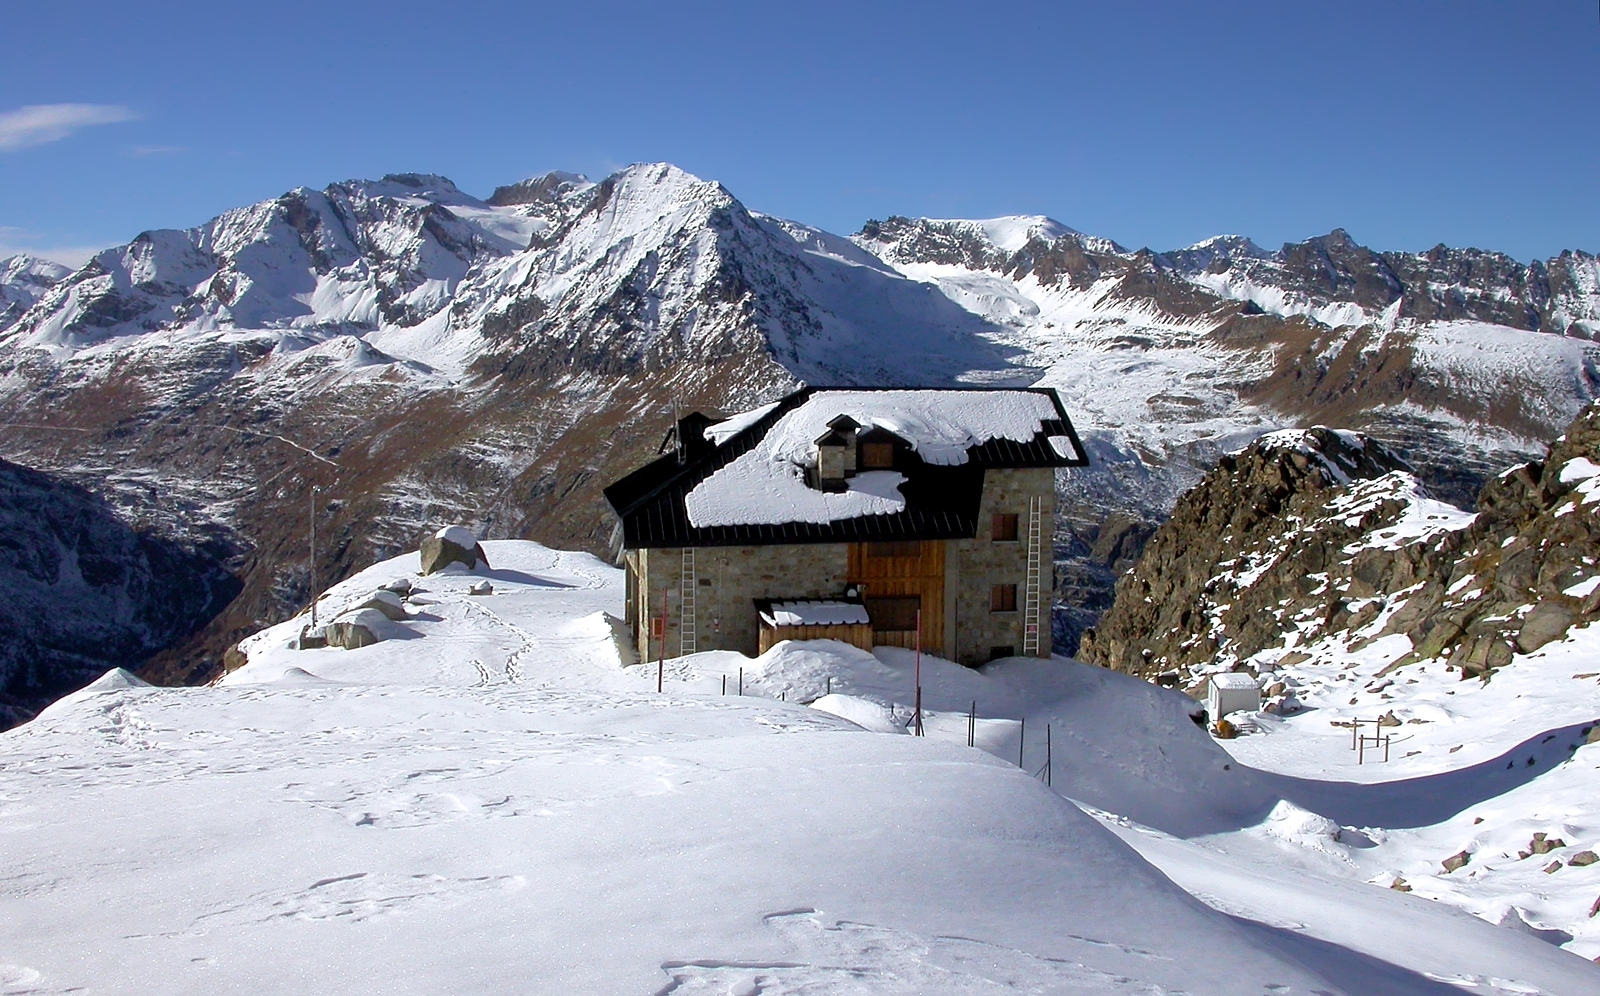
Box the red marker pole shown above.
[914,608,923,737]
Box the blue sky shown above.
[1,0,1595,265]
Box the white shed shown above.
[1207,672,1262,722]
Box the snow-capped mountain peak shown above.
[0,254,71,329]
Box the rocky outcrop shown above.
[419,526,487,574]
[1082,404,1600,686]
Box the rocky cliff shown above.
[1081,405,1600,691]
[0,459,238,727]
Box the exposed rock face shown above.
[0,458,238,728]
[1082,404,1600,687]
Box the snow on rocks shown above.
[349,589,407,620]
[326,607,390,649]
[419,524,488,574]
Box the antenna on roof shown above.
[672,395,685,464]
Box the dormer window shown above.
[811,428,851,492]
[856,426,903,470]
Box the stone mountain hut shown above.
[603,387,1088,666]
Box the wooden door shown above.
[848,540,944,654]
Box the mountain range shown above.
[2,161,1598,714]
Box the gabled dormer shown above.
[856,425,907,472]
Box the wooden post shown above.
[913,609,923,737]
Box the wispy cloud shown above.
[130,144,185,157]
[0,226,110,269]
[0,103,137,152]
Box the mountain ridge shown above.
[1,160,1597,715]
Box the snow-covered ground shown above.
[5,540,1600,994]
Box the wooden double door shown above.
[848,540,945,655]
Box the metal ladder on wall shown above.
[680,548,697,656]
[1023,496,1043,655]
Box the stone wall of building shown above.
[627,468,1055,666]
[950,468,1055,665]
[634,543,851,659]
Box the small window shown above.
[861,441,895,469]
[866,540,921,559]
[866,596,921,631]
[990,584,1017,612]
[989,646,1015,661]
[991,513,1019,541]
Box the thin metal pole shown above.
[914,609,923,737]
[658,585,666,693]
[739,667,743,696]
[968,700,976,747]
[826,676,832,696]
[722,674,726,696]
[1046,723,1052,787]
[1018,716,1025,767]
[309,485,319,629]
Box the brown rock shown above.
[420,527,489,575]
[1442,850,1471,873]
[1544,860,1563,874]
[1568,850,1598,867]
[1389,877,1412,892]
[1517,601,1575,654]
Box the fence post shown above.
[739,667,743,696]
[913,609,923,737]
[826,676,832,696]
[968,700,976,747]
[722,674,726,696]
[1046,723,1052,788]
[1018,717,1025,768]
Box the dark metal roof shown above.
[603,386,1088,549]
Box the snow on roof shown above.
[684,390,1060,528]
[742,390,1058,467]
[704,401,780,445]
[759,601,871,627]
[1210,672,1261,691]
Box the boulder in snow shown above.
[351,589,408,620]
[327,609,389,649]
[380,577,414,595]
[420,525,488,575]
[468,580,493,596]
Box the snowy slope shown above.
[1,541,1350,996]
